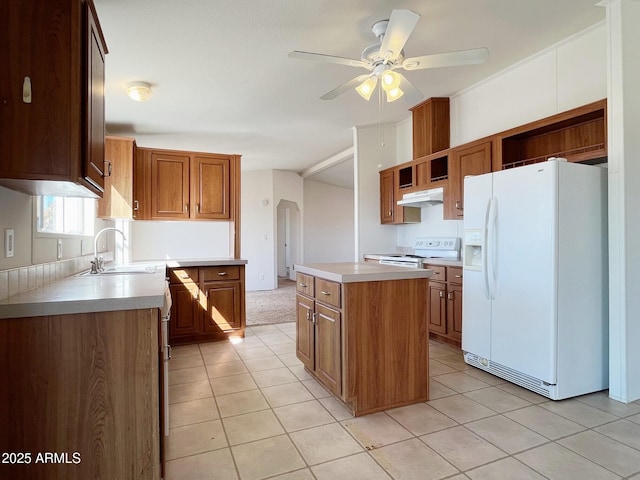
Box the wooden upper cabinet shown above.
[410,97,450,159]
[134,147,238,221]
[445,138,493,220]
[98,136,135,219]
[151,152,191,219]
[379,169,395,224]
[0,0,108,197]
[191,156,230,219]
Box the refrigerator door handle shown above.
[487,197,498,300]
[482,198,491,300]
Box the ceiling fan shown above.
[289,9,488,104]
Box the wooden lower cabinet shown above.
[0,309,161,480]
[296,272,429,416]
[169,264,245,344]
[426,265,463,347]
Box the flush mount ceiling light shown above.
[126,81,152,102]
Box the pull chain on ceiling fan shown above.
[289,9,489,104]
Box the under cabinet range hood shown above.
[397,187,444,206]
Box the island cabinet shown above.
[134,147,239,221]
[0,0,108,198]
[295,265,430,416]
[426,265,463,347]
[168,264,246,344]
[0,309,161,480]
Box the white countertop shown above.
[295,262,434,283]
[0,258,249,319]
[362,254,462,268]
[165,258,247,268]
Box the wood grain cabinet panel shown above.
[296,272,429,416]
[0,0,108,197]
[426,264,463,347]
[168,265,246,344]
[98,136,136,218]
[134,147,238,222]
[0,309,161,479]
[151,152,191,219]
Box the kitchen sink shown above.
[76,265,158,276]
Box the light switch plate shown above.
[57,239,63,259]
[5,229,14,258]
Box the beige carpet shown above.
[246,277,297,325]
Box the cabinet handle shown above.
[311,312,317,324]
[104,161,112,177]
[320,290,330,296]
[455,200,463,211]
[306,309,311,321]
[447,292,453,300]
[22,76,32,103]
[167,345,172,360]
[184,204,188,212]
[217,272,227,276]
[180,274,190,279]
[388,210,392,216]
[298,283,307,288]
[454,275,462,278]
[196,204,200,213]
[439,290,445,298]
[205,290,209,298]
[133,200,139,211]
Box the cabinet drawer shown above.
[315,278,341,308]
[426,265,446,282]
[448,267,463,285]
[201,266,240,281]
[296,273,314,297]
[169,268,199,284]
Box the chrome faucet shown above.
[91,227,126,274]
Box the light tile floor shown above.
[166,323,640,480]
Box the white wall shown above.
[450,23,606,146]
[274,170,304,281]
[241,170,276,291]
[303,180,354,263]
[129,221,231,261]
[354,123,399,258]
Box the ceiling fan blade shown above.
[402,48,489,71]
[320,74,370,100]
[397,73,424,104]
[379,9,420,62]
[288,51,369,68]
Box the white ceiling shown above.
[94,0,604,186]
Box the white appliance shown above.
[379,236,460,267]
[396,187,444,206]
[462,159,608,400]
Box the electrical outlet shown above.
[260,274,265,281]
[57,239,63,259]
[4,229,14,258]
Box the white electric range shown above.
[379,237,461,268]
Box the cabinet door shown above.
[315,303,341,396]
[98,137,135,218]
[83,1,107,193]
[296,294,315,371]
[446,139,493,219]
[169,283,201,338]
[379,169,395,224]
[191,156,230,219]
[447,284,463,341]
[203,281,241,333]
[427,282,447,334]
[151,152,190,219]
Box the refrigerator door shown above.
[490,162,558,384]
[461,173,493,359]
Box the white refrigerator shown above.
[462,159,608,400]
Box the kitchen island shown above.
[295,262,433,416]
[0,265,167,480]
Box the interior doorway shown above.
[276,200,300,282]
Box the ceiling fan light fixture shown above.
[380,70,401,92]
[385,87,404,102]
[355,77,377,101]
[127,81,152,101]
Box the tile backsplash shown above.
[0,252,114,301]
